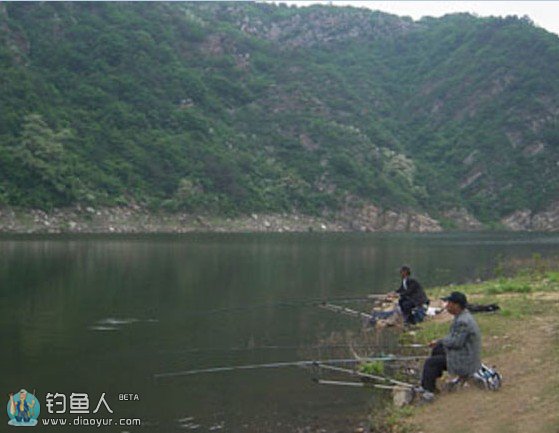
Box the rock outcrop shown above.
[441,208,484,231]
[343,204,442,233]
[230,5,418,48]
[501,202,559,231]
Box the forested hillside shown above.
[1,2,558,226]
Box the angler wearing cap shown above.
[418,291,481,401]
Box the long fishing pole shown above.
[154,358,361,379]
[318,303,373,320]
[180,294,391,316]
[160,343,384,355]
[153,355,428,380]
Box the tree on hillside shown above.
[13,114,79,204]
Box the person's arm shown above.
[440,321,470,349]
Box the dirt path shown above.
[408,295,559,433]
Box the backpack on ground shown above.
[472,363,502,391]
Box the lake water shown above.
[2,232,559,432]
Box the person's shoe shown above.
[420,391,435,403]
[413,386,435,404]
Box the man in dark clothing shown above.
[419,291,482,402]
[396,265,429,325]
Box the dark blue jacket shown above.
[397,278,428,307]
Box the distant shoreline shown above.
[0,205,557,234]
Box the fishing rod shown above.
[160,343,383,355]
[153,355,428,380]
[154,358,360,379]
[308,294,389,303]
[318,303,373,320]
[179,294,391,317]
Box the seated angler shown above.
[396,265,429,325]
[418,291,482,402]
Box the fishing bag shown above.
[467,303,500,313]
[410,306,426,324]
[446,363,502,392]
[472,363,502,391]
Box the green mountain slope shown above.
[0,2,557,224]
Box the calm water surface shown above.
[2,232,559,432]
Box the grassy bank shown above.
[370,264,559,433]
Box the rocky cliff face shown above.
[341,204,442,232]
[222,4,418,48]
[441,208,484,231]
[501,202,559,231]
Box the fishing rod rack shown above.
[318,297,397,325]
[310,361,420,406]
[311,362,414,389]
